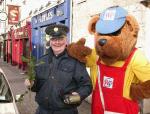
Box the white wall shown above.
[144,7,150,60]
[20,0,50,20]
[72,0,114,49]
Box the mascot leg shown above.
[92,79,104,114]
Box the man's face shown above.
[50,37,67,55]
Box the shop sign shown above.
[33,17,38,24]
[33,4,64,24]
[41,13,46,22]
[18,31,23,36]
[47,10,54,20]
[8,5,20,24]
[38,14,42,23]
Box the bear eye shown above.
[109,29,121,36]
[98,29,121,36]
[98,33,105,36]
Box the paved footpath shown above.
[0,59,91,114]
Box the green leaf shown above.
[21,56,29,62]
[22,55,36,81]
[22,55,45,81]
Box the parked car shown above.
[0,68,20,114]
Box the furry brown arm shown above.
[130,80,150,100]
[67,38,92,63]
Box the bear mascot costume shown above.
[67,6,150,114]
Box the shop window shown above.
[59,20,65,24]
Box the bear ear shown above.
[126,15,139,37]
[88,15,100,35]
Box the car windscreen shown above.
[0,72,13,103]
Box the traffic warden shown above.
[25,24,92,114]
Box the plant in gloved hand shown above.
[22,55,45,81]
[22,55,36,81]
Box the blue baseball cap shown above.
[96,6,128,34]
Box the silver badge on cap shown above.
[54,27,58,32]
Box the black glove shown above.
[63,93,81,105]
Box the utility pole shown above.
[4,0,7,33]
[0,0,7,33]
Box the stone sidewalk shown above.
[0,59,91,114]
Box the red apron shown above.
[92,48,139,114]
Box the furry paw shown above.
[130,80,150,100]
[67,38,92,63]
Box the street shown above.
[1,0,150,114]
[0,58,91,114]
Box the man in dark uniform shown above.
[25,24,92,114]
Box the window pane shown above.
[0,72,13,102]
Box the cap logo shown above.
[54,27,58,32]
[103,9,116,20]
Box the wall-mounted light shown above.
[57,0,62,4]
[0,11,8,21]
[0,0,4,5]
[39,5,44,11]
[75,0,87,4]
[18,21,21,27]
[10,25,13,30]
[15,24,17,28]
[45,1,51,7]
[1,33,6,38]
[140,0,150,8]
[33,9,38,14]
[22,0,26,5]
[29,10,32,16]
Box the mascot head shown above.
[88,6,139,65]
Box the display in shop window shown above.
[33,17,38,24]
[56,9,64,16]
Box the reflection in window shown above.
[0,72,13,103]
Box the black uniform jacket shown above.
[31,48,92,110]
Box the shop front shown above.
[0,34,4,59]
[31,0,71,60]
[0,33,7,61]
[6,32,12,64]
[11,22,31,70]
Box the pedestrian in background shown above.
[25,24,92,114]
